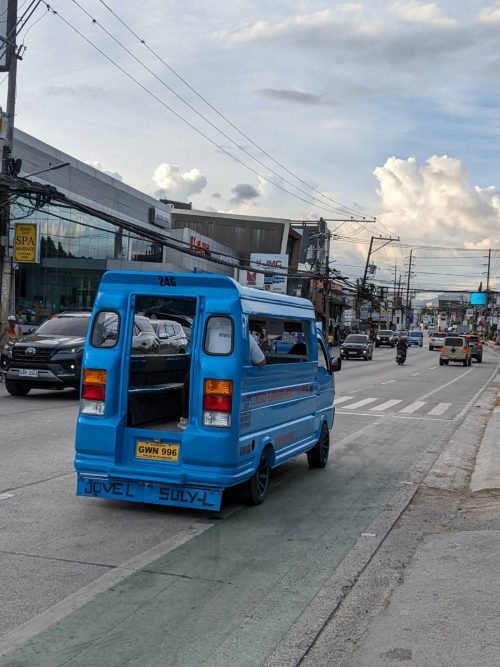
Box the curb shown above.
[470,386,500,492]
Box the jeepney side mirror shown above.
[330,356,342,373]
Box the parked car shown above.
[150,319,188,354]
[375,329,396,347]
[132,316,160,353]
[340,334,373,360]
[429,331,447,350]
[409,330,423,347]
[464,334,483,363]
[1,312,91,395]
[271,332,305,354]
[439,336,472,367]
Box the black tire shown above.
[445,360,449,365]
[307,423,330,469]
[375,343,380,348]
[477,357,482,364]
[439,359,444,366]
[240,449,271,505]
[5,379,31,396]
[463,359,468,367]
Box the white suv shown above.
[429,331,446,351]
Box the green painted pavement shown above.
[1,418,450,667]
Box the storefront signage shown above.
[148,206,171,230]
[250,253,288,294]
[13,222,39,263]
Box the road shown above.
[0,339,498,666]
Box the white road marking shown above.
[430,366,437,370]
[411,372,421,376]
[334,396,355,405]
[418,368,473,400]
[380,380,396,385]
[343,398,378,410]
[399,400,427,414]
[427,402,451,416]
[0,493,14,501]
[0,522,213,658]
[370,399,402,412]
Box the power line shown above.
[94,0,373,220]
[69,0,363,218]
[42,2,367,220]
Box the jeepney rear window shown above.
[204,316,234,355]
[91,311,119,348]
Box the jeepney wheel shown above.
[307,423,330,469]
[241,449,271,505]
[5,380,31,396]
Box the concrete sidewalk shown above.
[301,373,500,666]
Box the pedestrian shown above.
[1,315,22,344]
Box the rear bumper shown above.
[3,364,80,388]
[77,474,223,511]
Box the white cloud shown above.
[152,163,207,201]
[87,161,123,182]
[478,5,500,23]
[374,155,500,248]
[391,2,455,26]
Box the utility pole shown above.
[0,0,18,325]
[357,235,399,325]
[486,249,491,291]
[392,264,397,322]
[405,249,413,327]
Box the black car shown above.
[375,329,396,347]
[340,334,374,360]
[464,334,483,363]
[1,312,91,395]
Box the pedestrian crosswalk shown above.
[335,396,453,417]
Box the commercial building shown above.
[8,129,300,320]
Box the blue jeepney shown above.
[75,271,338,511]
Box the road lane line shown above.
[428,402,451,416]
[411,372,421,376]
[418,368,473,400]
[399,401,426,414]
[370,399,402,412]
[0,522,213,658]
[380,380,396,385]
[430,366,437,370]
[342,398,378,410]
[334,396,355,405]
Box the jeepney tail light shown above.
[463,347,468,354]
[203,379,233,427]
[477,342,482,348]
[440,346,444,352]
[81,368,106,416]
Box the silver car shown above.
[132,316,160,353]
[150,319,188,354]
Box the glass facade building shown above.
[13,201,162,317]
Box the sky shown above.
[3,0,500,293]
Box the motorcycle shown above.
[396,349,406,365]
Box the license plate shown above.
[135,440,180,461]
[19,369,38,377]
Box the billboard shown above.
[470,292,487,306]
[250,253,288,294]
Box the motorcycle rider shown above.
[396,334,409,362]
